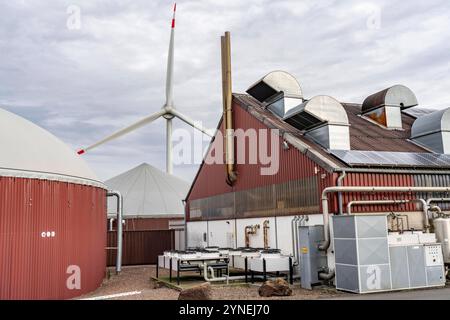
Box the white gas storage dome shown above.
[0,107,100,184]
[0,107,107,300]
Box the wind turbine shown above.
[77,3,213,174]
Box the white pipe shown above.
[202,262,245,283]
[291,216,300,266]
[346,200,410,216]
[107,191,123,274]
[109,218,115,232]
[337,171,346,215]
[319,186,450,251]
[427,198,450,219]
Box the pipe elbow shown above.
[319,270,335,280]
[318,241,330,252]
[226,171,238,186]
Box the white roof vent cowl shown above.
[411,108,450,154]
[246,71,303,118]
[362,85,418,129]
[284,95,351,150]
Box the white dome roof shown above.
[106,163,190,218]
[0,107,102,186]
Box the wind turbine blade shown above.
[171,109,214,137]
[165,3,176,107]
[77,110,165,154]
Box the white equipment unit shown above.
[388,231,437,246]
[250,255,291,273]
[433,217,450,263]
[390,243,445,290]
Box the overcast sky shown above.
[1,1,449,183]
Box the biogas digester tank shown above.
[0,108,107,299]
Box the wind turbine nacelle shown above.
[163,112,175,120]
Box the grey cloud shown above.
[1,0,450,182]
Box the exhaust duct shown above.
[284,95,351,150]
[246,71,303,118]
[411,107,450,154]
[362,85,418,129]
[221,31,237,185]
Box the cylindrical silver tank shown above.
[433,218,450,263]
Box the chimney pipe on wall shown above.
[221,31,237,185]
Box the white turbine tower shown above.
[77,3,212,174]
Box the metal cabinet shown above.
[333,215,392,293]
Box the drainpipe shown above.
[319,186,450,252]
[107,191,123,274]
[291,216,300,265]
[336,171,346,215]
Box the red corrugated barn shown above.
[184,71,450,253]
[0,108,107,300]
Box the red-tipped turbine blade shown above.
[77,149,85,155]
[171,3,176,28]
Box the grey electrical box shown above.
[298,225,327,289]
[390,243,445,290]
[333,215,392,293]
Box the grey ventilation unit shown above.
[246,71,303,117]
[362,85,418,129]
[284,95,351,150]
[411,108,450,154]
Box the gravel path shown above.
[75,266,346,300]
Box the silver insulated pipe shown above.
[107,191,124,274]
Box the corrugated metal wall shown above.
[187,100,450,221]
[0,177,106,300]
[106,230,174,266]
[341,172,450,213]
[187,102,335,221]
[108,217,183,231]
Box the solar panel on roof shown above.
[330,150,450,168]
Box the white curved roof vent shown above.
[284,95,349,129]
[246,71,303,102]
[246,71,303,118]
[0,107,101,185]
[284,95,350,150]
[362,85,418,129]
[411,107,450,154]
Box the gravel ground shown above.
[75,266,346,300]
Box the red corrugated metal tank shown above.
[0,108,107,300]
